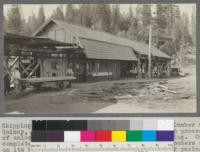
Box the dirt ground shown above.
[96,65,196,113]
[5,65,196,114]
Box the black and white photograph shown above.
[3,4,196,114]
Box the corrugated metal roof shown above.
[34,19,171,59]
[80,38,137,61]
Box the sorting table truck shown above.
[19,76,76,90]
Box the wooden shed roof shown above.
[33,19,171,59]
[4,32,74,47]
[80,38,137,61]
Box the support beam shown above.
[9,56,19,70]
[22,60,36,75]
[28,63,40,78]
[19,60,29,76]
[148,24,152,79]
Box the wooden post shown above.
[148,24,152,79]
[137,54,141,78]
[180,40,183,72]
[167,59,171,77]
[83,60,88,82]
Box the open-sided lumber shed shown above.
[4,33,80,89]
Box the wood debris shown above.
[154,83,178,94]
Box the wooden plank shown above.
[92,72,112,77]
[155,84,177,94]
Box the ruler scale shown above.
[31,142,174,152]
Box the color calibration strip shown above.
[31,120,174,142]
[32,130,174,142]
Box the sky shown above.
[3,4,196,21]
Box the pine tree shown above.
[136,4,143,19]
[24,12,38,35]
[7,5,23,34]
[119,15,131,34]
[110,4,121,34]
[37,5,45,28]
[78,4,93,27]
[127,5,139,40]
[156,4,168,30]
[133,4,152,42]
[92,4,111,32]
[141,4,151,27]
[181,12,193,46]
[163,4,180,34]
[191,6,196,45]
[51,6,64,21]
[65,4,77,23]
[128,5,134,20]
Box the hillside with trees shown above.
[4,4,196,58]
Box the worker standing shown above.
[13,67,21,94]
[66,64,74,76]
[66,64,74,88]
[4,70,11,96]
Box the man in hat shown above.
[13,67,21,93]
[66,63,74,76]
[4,69,11,96]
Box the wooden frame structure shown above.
[32,19,171,81]
[4,33,79,90]
[5,17,172,88]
